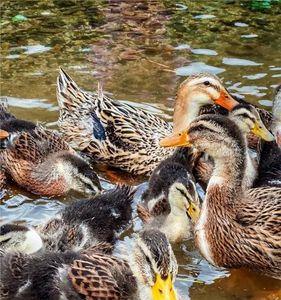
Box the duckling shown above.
[0,186,136,253]
[254,85,281,187]
[160,114,281,279]
[137,148,200,243]
[0,104,101,196]
[57,69,239,176]
[0,229,178,300]
[193,103,274,190]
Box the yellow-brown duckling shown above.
[137,148,200,243]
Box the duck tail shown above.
[0,99,14,121]
[56,68,95,113]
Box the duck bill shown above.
[186,203,200,223]
[251,121,275,142]
[214,90,239,111]
[160,131,191,148]
[0,130,9,139]
[152,274,177,300]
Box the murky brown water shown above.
[1,0,281,299]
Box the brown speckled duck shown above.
[0,229,178,300]
[160,114,281,279]
[56,69,239,176]
[0,103,101,196]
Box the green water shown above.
[1,0,281,299]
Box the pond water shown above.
[1,0,281,299]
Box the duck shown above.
[0,103,101,196]
[160,114,281,279]
[137,147,200,243]
[0,186,136,253]
[0,229,178,300]
[254,85,281,187]
[56,69,239,176]
[193,103,274,190]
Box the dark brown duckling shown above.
[0,103,101,196]
[0,186,136,253]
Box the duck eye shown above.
[203,80,211,86]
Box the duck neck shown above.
[195,145,246,265]
[173,89,202,133]
[209,146,246,199]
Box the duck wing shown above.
[67,253,136,299]
[57,68,173,175]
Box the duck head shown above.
[168,180,200,222]
[173,73,239,133]
[229,104,274,141]
[0,223,43,254]
[53,152,102,195]
[131,229,178,300]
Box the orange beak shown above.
[160,130,191,148]
[0,130,9,140]
[214,90,239,111]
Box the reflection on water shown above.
[1,0,281,299]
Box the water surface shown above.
[1,0,281,299]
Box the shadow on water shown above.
[1,0,281,299]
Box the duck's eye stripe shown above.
[239,113,255,123]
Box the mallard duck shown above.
[272,84,281,147]
[160,114,281,279]
[0,186,136,253]
[192,103,274,190]
[254,85,281,187]
[56,69,239,176]
[0,104,101,196]
[0,229,178,300]
[137,148,200,243]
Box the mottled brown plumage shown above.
[57,70,241,176]
[0,103,101,196]
[0,230,178,300]
[160,114,281,279]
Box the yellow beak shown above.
[152,274,177,300]
[214,90,239,111]
[0,130,9,139]
[186,202,200,223]
[160,131,191,148]
[251,121,274,142]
